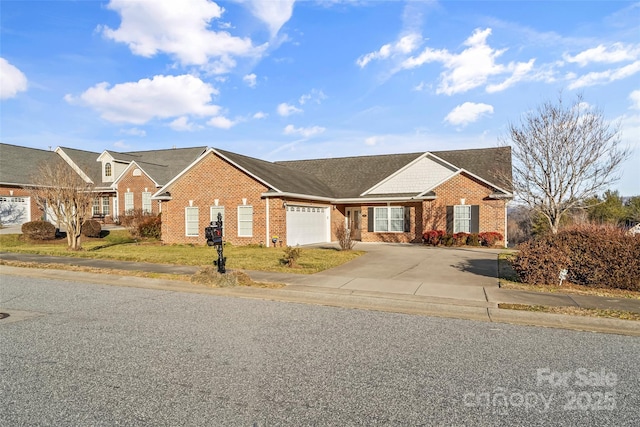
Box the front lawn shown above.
[0,231,364,274]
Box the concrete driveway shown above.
[282,243,505,303]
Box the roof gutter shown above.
[260,191,436,204]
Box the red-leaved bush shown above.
[513,224,640,291]
[422,230,445,246]
[479,232,504,247]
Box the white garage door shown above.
[0,196,31,226]
[286,205,329,246]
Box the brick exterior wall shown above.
[116,167,159,218]
[422,172,507,244]
[160,152,271,246]
[338,172,507,245]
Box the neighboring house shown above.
[0,143,206,226]
[153,146,513,247]
[0,144,60,226]
[53,146,206,222]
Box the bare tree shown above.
[30,160,95,250]
[500,93,630,234]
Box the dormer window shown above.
[105,163,112,177]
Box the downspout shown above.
[504,201,508,248]
[265,197,270,248]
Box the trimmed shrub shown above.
[21,220,56,240]
[119,209,161,239]
[453,232,469,246]
[513,224,640,291]
[466,233,481,246]
[479,231,504,247]
[282,246,302,267]
[442,233,454,246]
[82,220,102,238]
[139,214,162,239]
[422,230,445,246]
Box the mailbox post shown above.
[205,212,226,273]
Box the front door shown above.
[345,207,362,240]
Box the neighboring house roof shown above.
[0,143,60,186]
[107,147,207,186]
[56,146,105,187]
[58,146,208,188]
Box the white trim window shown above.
[92,198,100,216]
[142,192,152,214]
[124,192,134,212]
[454,205,471,233]
[374,206,405,232]
[102,196,110,216]
[185,207,199,236]
[238,205,253,237]
[210,206,225,236]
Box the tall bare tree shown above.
[500,93,630,234]
[30,159,95,250]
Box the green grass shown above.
[0,231,363,274]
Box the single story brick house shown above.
[152,146,513,247]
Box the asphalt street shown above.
[1,274,639,426]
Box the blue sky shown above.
[1,0,639,195]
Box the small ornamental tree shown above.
[30,159,95,250]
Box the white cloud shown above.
[401,28,535,95]
[283,124,325,138]
[630,90,640,110]
[563,43,640,67]
[113,140,131,149]
[444,102,494,126]
[568,60,640,89]
[299,89,327,105]
[253,111,268,119]
[365,136,383,146]
[277,102,303,116]
[486,59,535,93]
[120,127,147,137]
[170,116,198,131]
[243,73,257,88]
[242,0,296,37]
[357,33,422,68]
[0,58,28,99]
[66,74,220,124]
[413,82,426,91]
[101,0,264,70]
[207,115,237,129]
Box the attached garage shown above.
[0,196,31,226]
[286,205,330,246]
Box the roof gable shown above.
[363,153,458,196]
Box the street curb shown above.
[2,265,638,336]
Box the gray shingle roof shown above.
[215,148,336,197]
[57,147,105,186]
[110,147,207,185]
[277,152,423,198]
[278,147,512,198]
[58,146,208,187]
[0,143,60,186]
[433,146,513,192]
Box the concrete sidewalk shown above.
[1,251,639,336]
